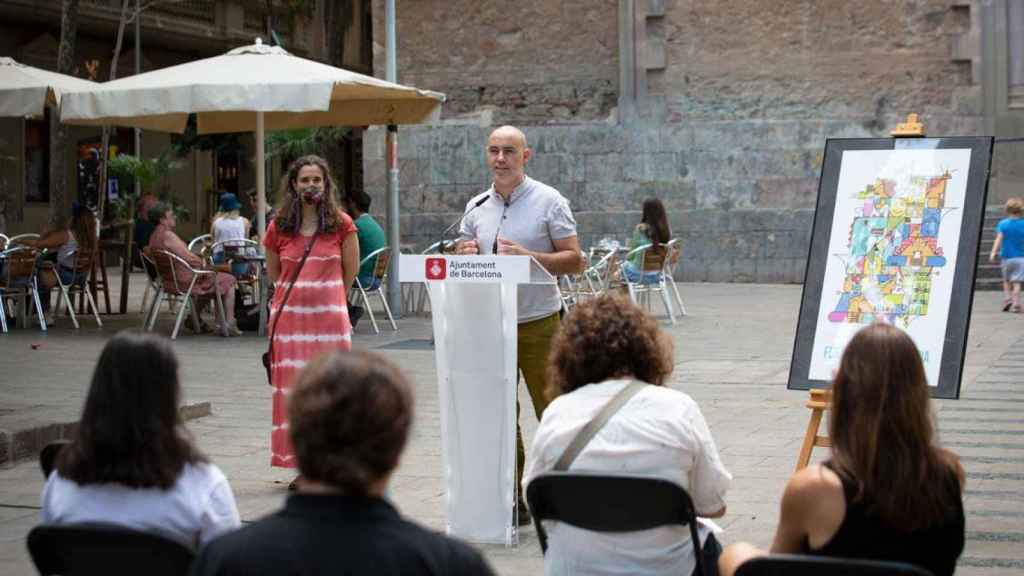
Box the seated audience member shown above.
[147,201,242,336]
[210,193,253,278]
[190,349,495,575]
[342,189,385,328]
[523,294,731,576]
[17,203,96,323]
[40,331,241,548]
[719,323,965,576]
[622,197,671,284]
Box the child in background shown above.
[989,197,1024,313]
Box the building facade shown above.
[364,0,1024,282]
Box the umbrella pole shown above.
[256,111,266,243]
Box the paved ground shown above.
[0,270,1022,575]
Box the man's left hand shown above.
[496,237,529,256]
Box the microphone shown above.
[491,200,510,254]
[438,195,489,254]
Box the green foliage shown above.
[106,152,183,193]
[265,126,352,160]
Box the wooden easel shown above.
[795,388,833,470]
[796,113,927,471]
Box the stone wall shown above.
[368,0,999,283]
[371,0,619,124]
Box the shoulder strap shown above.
[553,380,646,471]
[268,232,318,347]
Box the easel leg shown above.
[796,407,824,471]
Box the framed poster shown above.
[789,137,993,399]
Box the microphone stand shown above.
[438,195,489,254]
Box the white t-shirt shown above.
[41,462,241,548]
[523,379,732,576]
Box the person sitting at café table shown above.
[147,201,242,336]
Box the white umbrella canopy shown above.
[59,38,445,241]
[0,56,98,117]
[59,39,444,134]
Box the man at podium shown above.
[455,125,584,522]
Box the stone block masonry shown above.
[365,115,976,284]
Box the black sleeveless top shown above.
[804,460,965,576]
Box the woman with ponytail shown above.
[719,323,965,576]
[263,155,360,484]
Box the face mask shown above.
[298,185,324,204]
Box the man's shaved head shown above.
[489,125,528,149]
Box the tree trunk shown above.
[96,0,133,223]
[48,0,80,230]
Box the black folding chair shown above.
[526,471,707,575]
[38,441,68,478]
[735,554,935,576]
[27,523,196,576]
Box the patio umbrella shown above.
[0,56,98,118]
[59,38,445,239]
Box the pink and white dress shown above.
[262,214,357,468]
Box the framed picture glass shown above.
[789,137,994,399]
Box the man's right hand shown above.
[455,239,480,255]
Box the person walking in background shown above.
[190,350,495,575]
[989,197,1024,313]
[41,331,241,548]
[263,155,359,486]
[719,323,965,576]
[210,193,253,278]
[455,125,584,525]
[523,294,730,575]
[622,197,672,284]
[341,189,385,329]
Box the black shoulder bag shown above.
[262,232,318,386]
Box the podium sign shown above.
[399,254,553,546]
[401,255,531,284]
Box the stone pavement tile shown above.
[0,282,1021,574]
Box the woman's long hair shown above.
[70,204,97,253]
[56,331,207,489]
[829,323,961,530]
[273,155,343,235]
[641,198,671,249]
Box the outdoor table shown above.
[232,253,267,336]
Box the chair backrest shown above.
[27,523,196,576]
[525,471,705,574]
[151,249,192,296]
[734,554,935,576]
[641,244,668,272]
[140,247,160,282]
[361,246,392,282]
[39,441,68,478]
[187,234,211,255]
[3,247,41,285]
[9,233,40,246]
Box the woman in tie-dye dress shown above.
[263,155,360,482]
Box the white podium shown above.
[399,254,555,546]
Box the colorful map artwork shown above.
[826,170,953,329]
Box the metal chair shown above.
[150,249,227,339]
[186,233,211,256]
[352,246,397,334]
[210,238,260,305]
[620,244,676,324]
[526,471,707,575]
[664,238,687,316]
[46,245,103,329]
[27,523,196,576]
[734,554,935,576]
[8,232,40,246]
[0,246,47,332]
